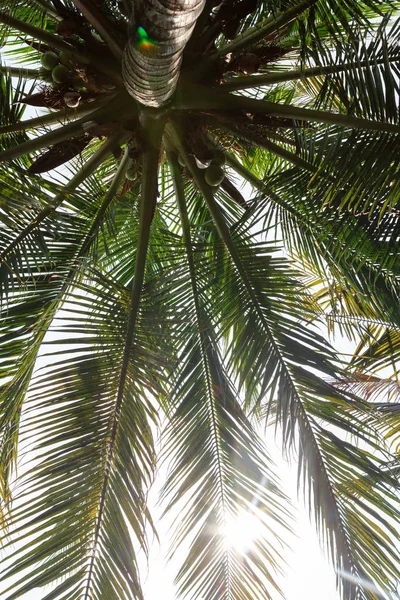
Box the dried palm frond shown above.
[28,135,91,173]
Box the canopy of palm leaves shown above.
[0,0,400,599]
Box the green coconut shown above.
[52,64,70,84]
[59,50,73,67]
[205,164,225,186]
[41,51,59,71]
[212,149,226,166]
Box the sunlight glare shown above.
[224,512,260,552]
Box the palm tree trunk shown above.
[122,0,206,108]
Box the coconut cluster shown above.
[40,50,75,85]
[178,149,226,190]
[204,150,226,187]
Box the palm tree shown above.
[0,0,400,598]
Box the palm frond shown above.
[0,269,165,599]
[165,129,400,598]
[1,2,400,599]
[158,155,291,599]
[252,166,400,328]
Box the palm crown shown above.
[1,1,400,599]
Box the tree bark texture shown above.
[122,0,206,107]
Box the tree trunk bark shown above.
[122,0,206,108]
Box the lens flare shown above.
[135,26,158,55]
[137,26,148,39]
[337,569,385,595]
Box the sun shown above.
[223,512,261,553]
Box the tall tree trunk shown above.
[122,0,206,108]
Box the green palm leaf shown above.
[159,155,290,599]
[1,1,400,599]
[1,271,163,599]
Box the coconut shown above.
[59,51,73,67]
[52,64,70,84]
[41,51,59,71]
[178,154,186,167]
[205,164,225,186]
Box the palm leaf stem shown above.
[72,144,131,263]
[172,124,308,394]
[222,146,309,220]
[177,83,400,132]
[215,0,316,58]
[0,103,113,163]
[0,66,39,79]
[219,143,264,188]
[0,120,86,163]
[221,56,400,91]
[171,121,278,330]
[70,0,124,60]
[0,95,113,135]
[186,0,218,52]
[224,150,400,329]
[0,129,127,264]
[169,149,228,495]
[0,143,128,517]
[206,116,317,172]
[223,144,400,331]
[190,0,316,81]
[14,146,131,387]
[0,10,90,64]
[324,312,400,329]
[31,0,61,19]
[5,142,129,456]
[168,149,232,595]
[82,115,163,600]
